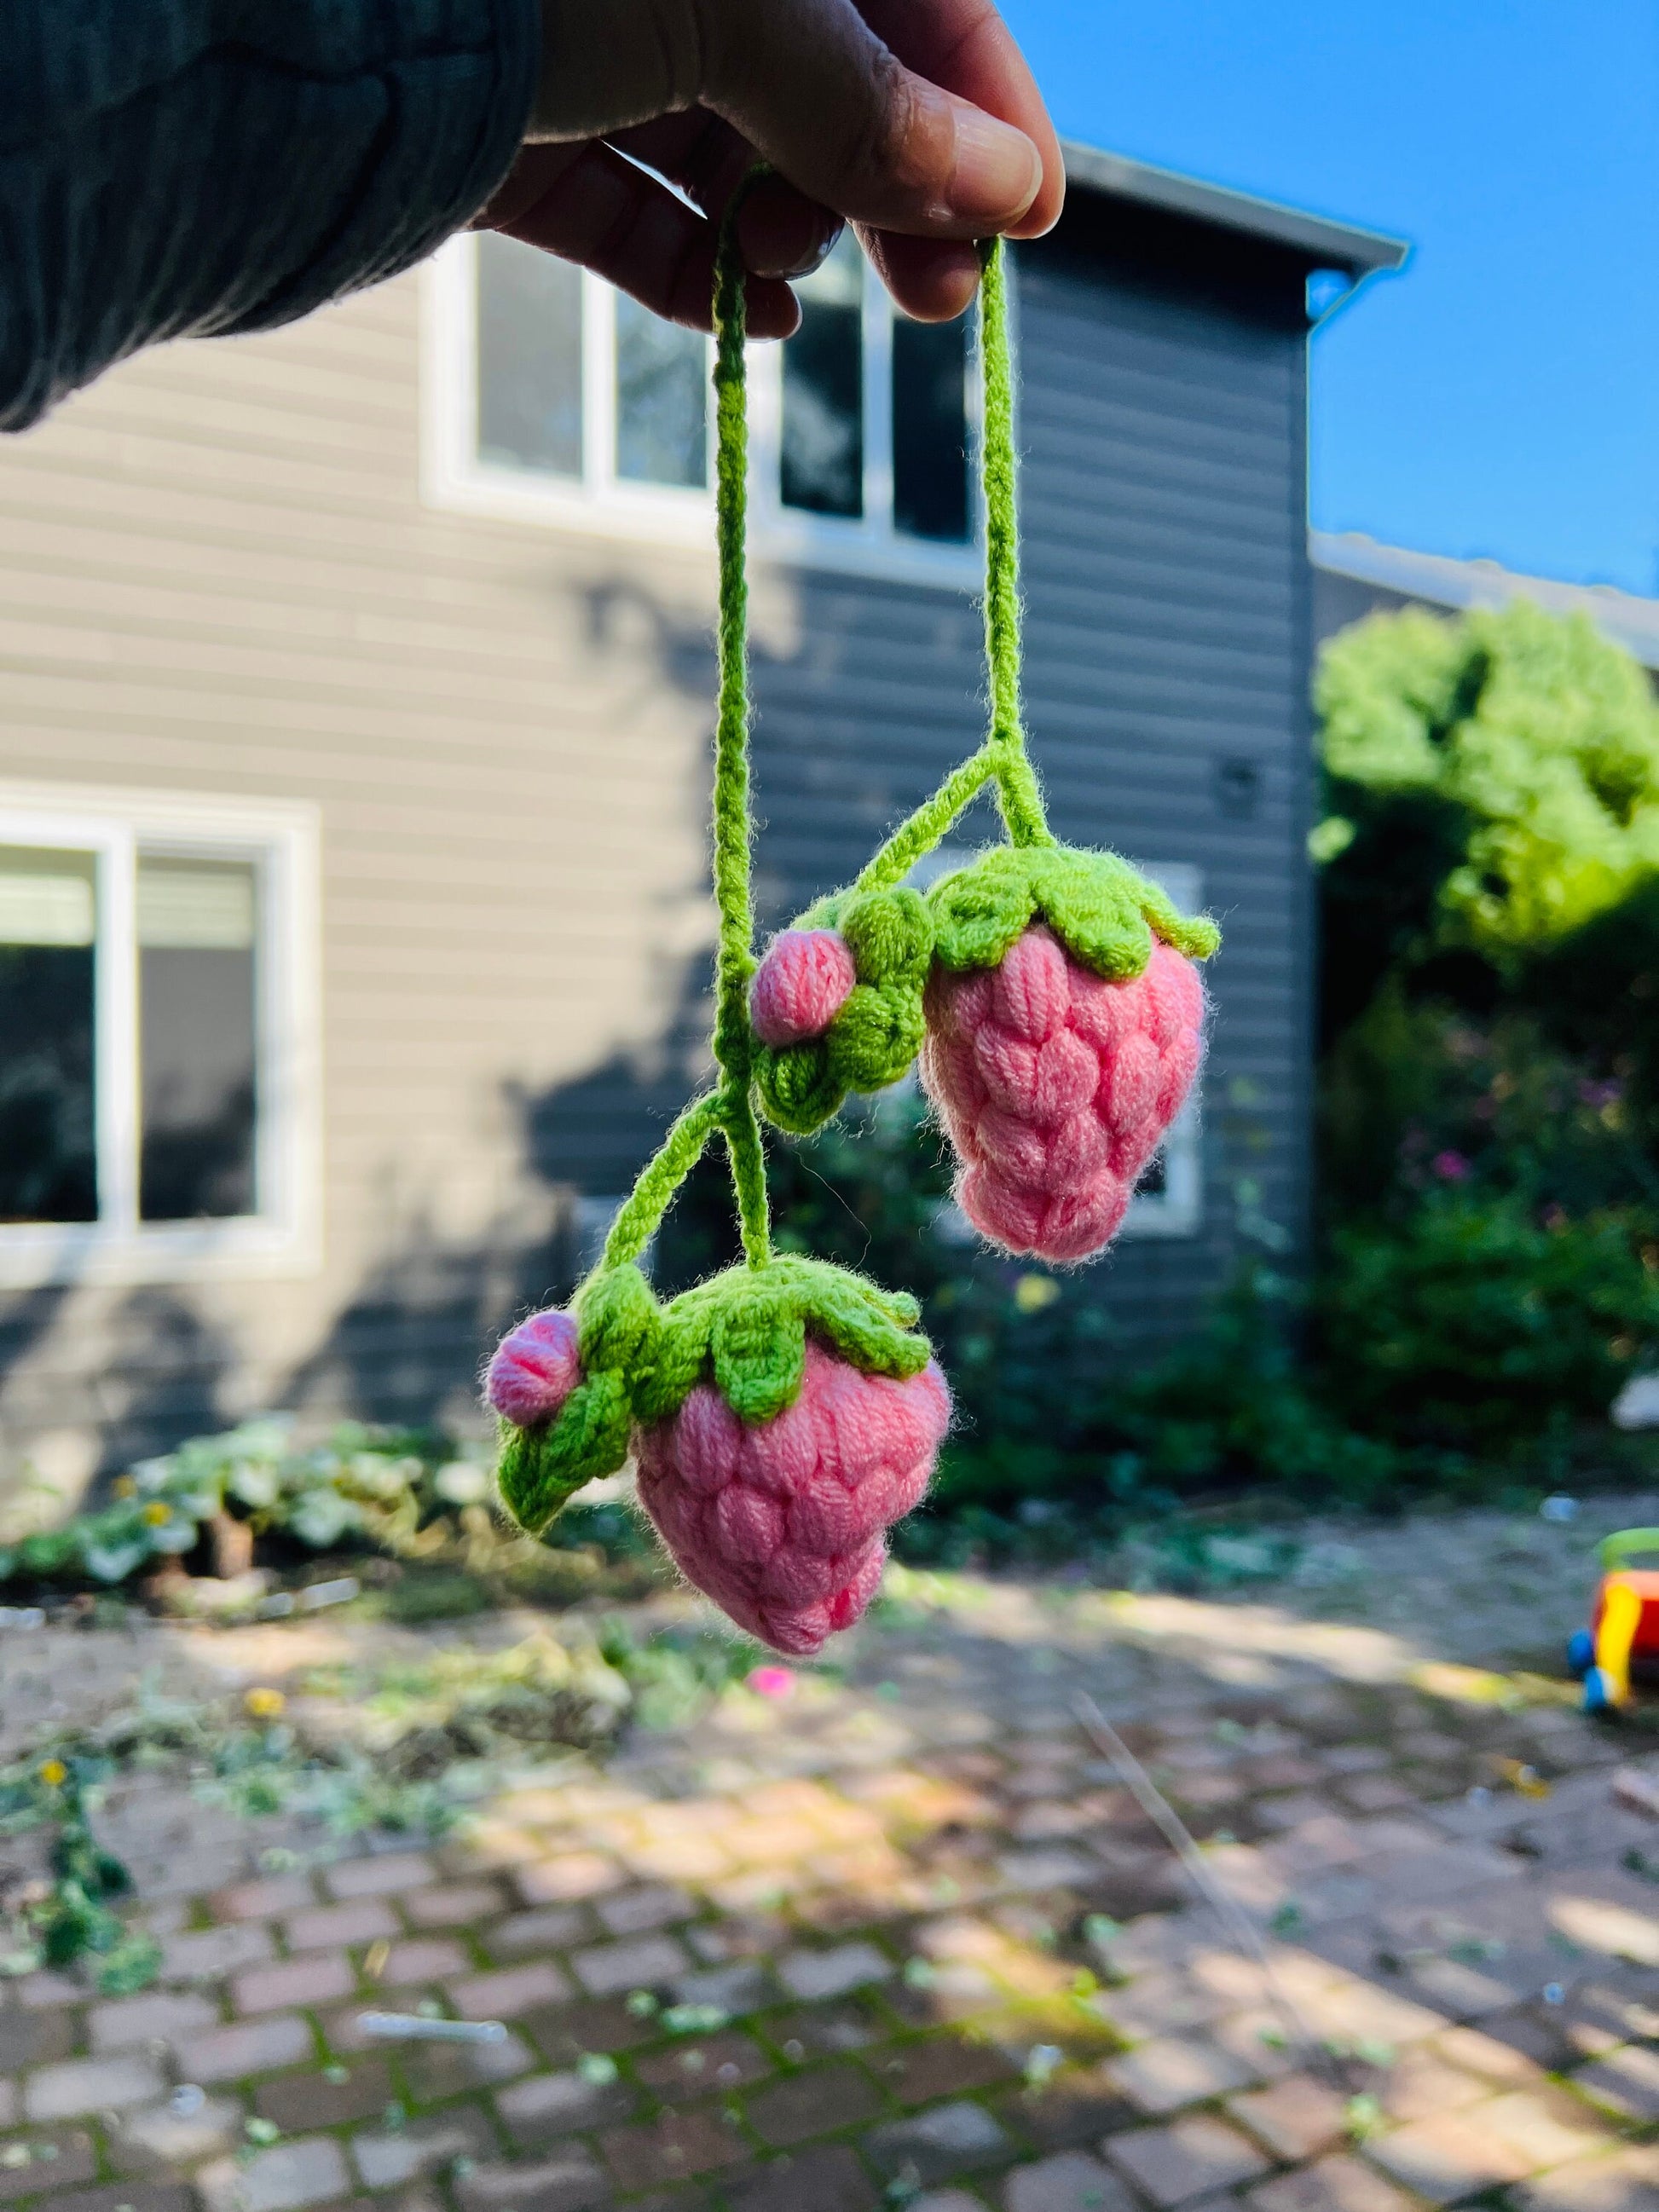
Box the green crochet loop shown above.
[931,844,1221,979]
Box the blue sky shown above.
[1001,1,1659,596]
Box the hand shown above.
[473,0,1063,339]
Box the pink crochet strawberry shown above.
[636,1337,950,1655]
[486,1257,946,1652]
[919,846,1217,1264]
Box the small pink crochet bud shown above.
[921,925,1206,1266]
[485,1308,583,1427]
[636,1341,951,1656]
[750,929,857,1048]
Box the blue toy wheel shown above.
[1567,1629,1595,1678]
[1582,1666,1616,1716]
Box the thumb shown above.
[699,0,1044,238]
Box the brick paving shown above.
[0,1505,1653,2212]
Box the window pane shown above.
[782,234,864,517]
[616,295,707,488]
[138,859,257,1222]
[476,234,583,477]
[893,314,970,541]
[0,848,97,1223]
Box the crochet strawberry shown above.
[919,846,1217,1264]
[637,1338,950,1655]
[487,1258,947,1653]
[486,1274,648,1531]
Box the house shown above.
[0,145,1404,1505]
[1313,530,1659,673]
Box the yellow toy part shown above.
[1593,1576,1645,1708]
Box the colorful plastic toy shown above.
[1567,1528,1659,1713]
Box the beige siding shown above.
[0,275,725,1505]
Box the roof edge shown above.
[1061,141,1408,277]
[1312,530,1659,672]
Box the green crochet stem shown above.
[854,237,1048,898]
[595,183,772,1279]
[979,237,1050,850]
[595,226,1043,1272]
[600,1091,726,1271]
[709,183,772,1268]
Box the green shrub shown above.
[1321,1195,1659,1447]
[1316,598,1659,966]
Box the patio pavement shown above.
[0,1497,1654,2212]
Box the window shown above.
[427,235,713,537]
[425,231,981,581]
[0,786,321,1286]
[754,229,974,567]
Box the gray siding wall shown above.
[1019,230,1315,1332]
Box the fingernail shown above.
[945,104,1043,225]
[777,219,845,280]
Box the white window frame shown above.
[1118,861,1205,1241]
[0,781,322,1289]
[912,846,1205,1243]
[424,240,716,547]
[421,235,985,588]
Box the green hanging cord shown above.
[710,180,773,1268]
[978,237,1051,849]
[846,236,1048,898]
[599,1090,725,1272]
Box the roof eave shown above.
[1060,141,1409,278]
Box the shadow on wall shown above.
[280,564,990,1443]
[0,1285,239,1522]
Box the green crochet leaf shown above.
[1029,847,1157,979]
[754,1040,847,1136]
[576,1262,659,1376]
[644,1256,934,1427]
[826,981,928,1093]
[711,1291,806,1425]
[838,887,933,984]
[495,1370,632,1536]
[929,845,1220,978]
[809,1283,931,1381]
[928,846,1038,969]
[632,1299,711,1427]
